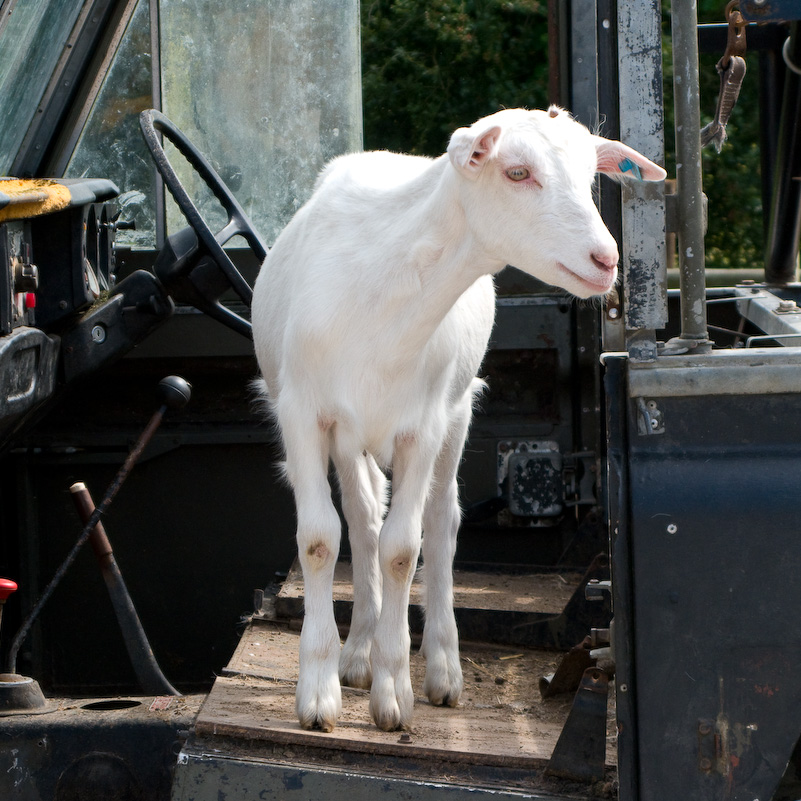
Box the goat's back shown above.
[251,147,495,462]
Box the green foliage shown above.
[361,0,549,155]
[700,87,765,270]
[361,0,767,268]
[664,1,766,269]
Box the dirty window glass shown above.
[0,0,83,173]
[159,0,362,247]
[65,0,155,248]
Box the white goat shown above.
[251,106,665,733]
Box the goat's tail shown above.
[249,377,271,415]
[249,377,290,479]
[470,376,489,410]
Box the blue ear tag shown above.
[618,158,643,181]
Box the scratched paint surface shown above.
[617,0,668,334]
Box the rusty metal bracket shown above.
[697,718,721,773]
[539,636,595,699]
[546,666,610,782]
[511,553,611,650]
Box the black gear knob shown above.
[157,375,192,411]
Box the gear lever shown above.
[6,376,191,675]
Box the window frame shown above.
[7,0,140,179]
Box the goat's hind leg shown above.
[420,392,474,708]
[334,450,386,689]
[370,433,438,731]
[282,411,343,732]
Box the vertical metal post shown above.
[597,0,621,241]
[150,0,166,250]
[547,0,569,106]
[671,0,711,347]
[617,0,667,361]
[569,0,599,129]
[765,22,801,284]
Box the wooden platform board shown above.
[196,619,617,771]
[276,560,582,618]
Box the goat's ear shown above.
[593,137,667,182]
[448,125,502,179]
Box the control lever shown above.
[6,376,191,675]
[70,482,179,695]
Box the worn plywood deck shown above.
[196,619,616,770]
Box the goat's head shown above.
[447,106,666,299]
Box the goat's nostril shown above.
[592,253,618,273]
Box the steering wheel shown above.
[139,109,268,338]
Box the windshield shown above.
[65,0,156,248]
[0,0,362,251]
[157,0,362,249]
[0,0,83,173]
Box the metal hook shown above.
[722,1,747,67]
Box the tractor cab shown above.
[1,2,800,800]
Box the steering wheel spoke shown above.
[139,109,267,337]
[215,218,242,247]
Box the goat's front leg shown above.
[369,433,437,731]
[282,413,342,732]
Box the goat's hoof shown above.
[369,687,414,731]
[372,709,409,732]
[423,654,463,708]
[296,682,341,733]
[340,670,372,690]
[425,677,462,707]
[339,656,372,689]
[300,715,337,733]
[431,692,460,708]
[297,705,339,733]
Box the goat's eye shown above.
[505,166,531,182]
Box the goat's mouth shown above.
[556,261,617,295]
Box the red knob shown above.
[0,579,17,601]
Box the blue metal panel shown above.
[610,355,801,801]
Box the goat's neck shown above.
[380,159,500,347]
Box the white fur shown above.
[251,107,664,732]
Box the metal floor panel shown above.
[171,744,593,801]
